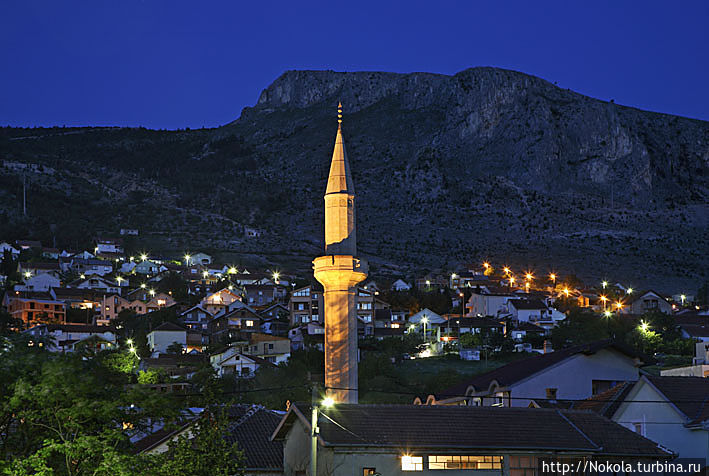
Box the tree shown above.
[166,341,185,354]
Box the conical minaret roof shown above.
[325,103,355,195]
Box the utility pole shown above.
[310,385,319,476]
[22,174,27,216]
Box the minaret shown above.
[313,103,368,403]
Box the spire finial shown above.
[337,102,343,126]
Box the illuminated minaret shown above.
[313,103,368,403]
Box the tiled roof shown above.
[151,322,186,332]
[574,382,635,418]
[645,376,709,424]
[225,405,284,470]
[276,404,670,457]
[509,298,548,310]
[511,321,546,332]
[434,340,643,398]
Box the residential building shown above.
[390,278,411,291]
[626,290,673,315]
[179,304,214,330]
[201,288,242,316]
[15,273,61,292]
[241,333,290,364]
[288,322,324,351]
[0,242,20,259]
[613,375,709,466]
[95,238,124,255]
[272,403,671,476]
[70,275,121,294]
[467,286,516,317]
[23,323,116,352]
[244,284,286,306]
[660,342,709,378]
[133,260,162,275]
[18,261,62,278]
[147,322,187,354]
[69,258,114,277]
[417,340,644,406]
[208,304,261,344]
[506,298,566,329]
[210,347,275,378]
[409,308,446,326]
[259,303,290,320]
[188,252,212,265]
[2,291,66,325]
[289,285,322,325]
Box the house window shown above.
[509,455,538,476]
[402,455,423,471]
[391,323,400,328]
[363,469,377,476]
[545,388,557,400]
[632,422,645,437]
[429,455,503,470]
[245,320,254,327]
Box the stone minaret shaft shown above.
[313,104,368,403]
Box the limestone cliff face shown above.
[247,67,708,204]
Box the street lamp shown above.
[563,287,570,298]
[600,295,608,310]
[184,254,191,266]
[626,288,633,295]
[24,271,31,279]
[680,294,686,306]
[509,276,516,287]
[549,273,556,286]
[602,281,608,290]
[126,338,133,346]
[311,390,335,476]
[421,316,428,342]
[149,289,155,297]
[140,283,146,289]
[273,271,280,284]
[615,301,624,312]
[140,254,148,261]
[503,267,511,275]
[639,320,650,333]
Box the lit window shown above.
[402,455,423,471]
[429,455,502,470]
[245,320,254,327]
[510,455,537,476]
[391,323,400,328]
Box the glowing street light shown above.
[408,324,416,333]
[503,267,511,275]
[603,310,612,318]
[421,316,429,342]
[600,295,608,310]
[202,271,209,279]
[639,320,650,333]
[80,274,86,279]
[184,254,191,266]
[321,396,335,408]
[549,273,556,284]
[602,281,608,289]
[228,266,237,274]
[525,272,533,281]
[626,288,633,295]
[140,254,148,261]
[563,287,570,297]
[525,282,530,292]
[149,289,155,297]
[509,276,516,286]
[126,339,133,346]
[615,301,624,312]
[483,262,490,269]
[24,271,31,279]
[140,283,146,289]
[272,271,280,284]
[680,294,686,305]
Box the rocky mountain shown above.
[1,67,707,291]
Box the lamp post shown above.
[311,387,334,476]
[421,316,428,343]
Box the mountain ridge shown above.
[1,67,707,292]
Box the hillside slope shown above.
[1,67,707,291]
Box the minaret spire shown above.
[313,101,368,404]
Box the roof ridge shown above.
[556,410,601,451]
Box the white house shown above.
[390,279,411,291]
[189,252,212,265]
[466,287,516,317]
[95,238,124,255]
[613,375,709,466]
[418,340,644,407]
[15,273,61,292]
[72,276,121,294]
[408,308,446,325]
[210,346,274,378]
[625,290,673,315]
[147,322,187,354]
[507,298,566,329]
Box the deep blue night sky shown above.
[2,1,708,129]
